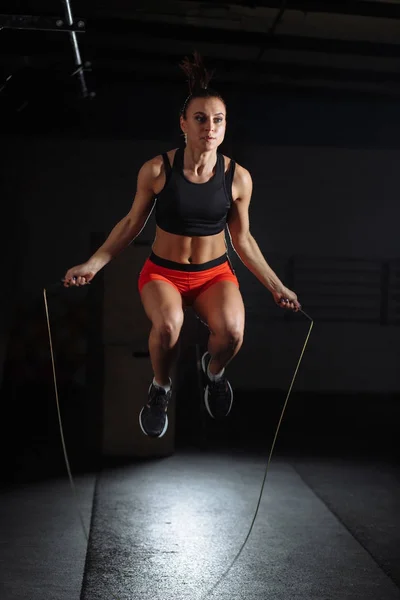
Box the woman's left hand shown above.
[272,286,301,312]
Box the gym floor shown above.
[1,445,399,600]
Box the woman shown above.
[64,53,300,439]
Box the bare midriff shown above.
[152,226,227,264]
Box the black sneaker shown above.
[201,352,233,419]
[139,382,171,438]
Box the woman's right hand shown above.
[63,262,98,287]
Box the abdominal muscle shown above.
[152,226,227,264]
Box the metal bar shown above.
[0,9,91,98]
[0,14,85,32]
[61,0,88,97]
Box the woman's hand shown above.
[272,285,301,312]
[63,262,98,287]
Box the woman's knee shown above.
[212,319,244,349]
[152,310,184,349]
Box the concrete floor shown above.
[0,474,95,600]
[1,452,399,600]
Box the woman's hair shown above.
[179,51,226,118]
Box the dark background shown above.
[1,0,400,480]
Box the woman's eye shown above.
[195,116,223,123]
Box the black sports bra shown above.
[155,147,236,237]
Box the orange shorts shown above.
[138,252,239,304]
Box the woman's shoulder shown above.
[141,149,179,178]
[221,154,251,183]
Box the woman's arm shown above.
[63,157,161,286]
[227,164,300,311]
[88,159,159,271]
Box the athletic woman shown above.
[64,53,301,439]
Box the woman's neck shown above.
[183,145,217,177]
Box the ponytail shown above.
[179,51,225,118]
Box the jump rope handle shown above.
[279,297,313,322]
[45,277,92,293]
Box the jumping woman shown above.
[64,53,301,439]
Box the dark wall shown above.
[229,144,400,393]
[1,84,400,396]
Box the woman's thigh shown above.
[192,281,245,335]
[140,280,184,327]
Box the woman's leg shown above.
[140,280,184,386]
[192,281,245,375]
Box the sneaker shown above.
[139,382,171,438]
[201,352,233,419]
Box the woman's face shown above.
[180,96,226,151]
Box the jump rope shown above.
[43,284,313,598]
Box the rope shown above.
[44,284,313,596]
[201,308,314,599]
[43,287,89,543]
